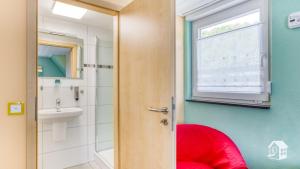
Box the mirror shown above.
[38,32,84,79]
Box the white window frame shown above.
[191,0,270,107]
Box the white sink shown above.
[39,107,83,120]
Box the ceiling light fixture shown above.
[52,1,87,19]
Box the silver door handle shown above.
[148,107,168,114]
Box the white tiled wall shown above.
[38,15,113,169]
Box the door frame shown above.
[26,0,38,168]
[26,1,120,168]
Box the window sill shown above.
[186,97,271,109]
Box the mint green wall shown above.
[50,55,67,74]
[184,1,300,168]
[38,57,65,77]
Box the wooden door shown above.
[118,0,175,169]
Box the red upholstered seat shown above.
[177,124,248,169]
[177,162,213,169]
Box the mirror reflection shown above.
[38,32,84,79]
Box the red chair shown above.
[177,124,248,169]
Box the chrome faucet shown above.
[56,98,61,112]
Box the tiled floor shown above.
[66,163,94,169]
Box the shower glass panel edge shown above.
[95,36,114,168]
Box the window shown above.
[192,0,269,106]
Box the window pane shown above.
[200,11,260,38]
[196,24,264,94]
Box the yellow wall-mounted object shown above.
[8,102,25,115]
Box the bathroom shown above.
[37,0,115,168]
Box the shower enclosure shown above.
[95,37,114,169]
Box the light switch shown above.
[288,12,300,29]
[8,102,25,115]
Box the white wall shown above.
[38,15,113,169]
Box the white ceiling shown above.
[39,0,113,30]
[176,0,220,16]
[78,0,134,11]
[81,0,217,16]
[39,0,232,27]
[84,0,219,16]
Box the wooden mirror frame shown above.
[38,40,79,79]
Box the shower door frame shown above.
[26,1,120,168]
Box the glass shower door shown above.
[95,37,114,167]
